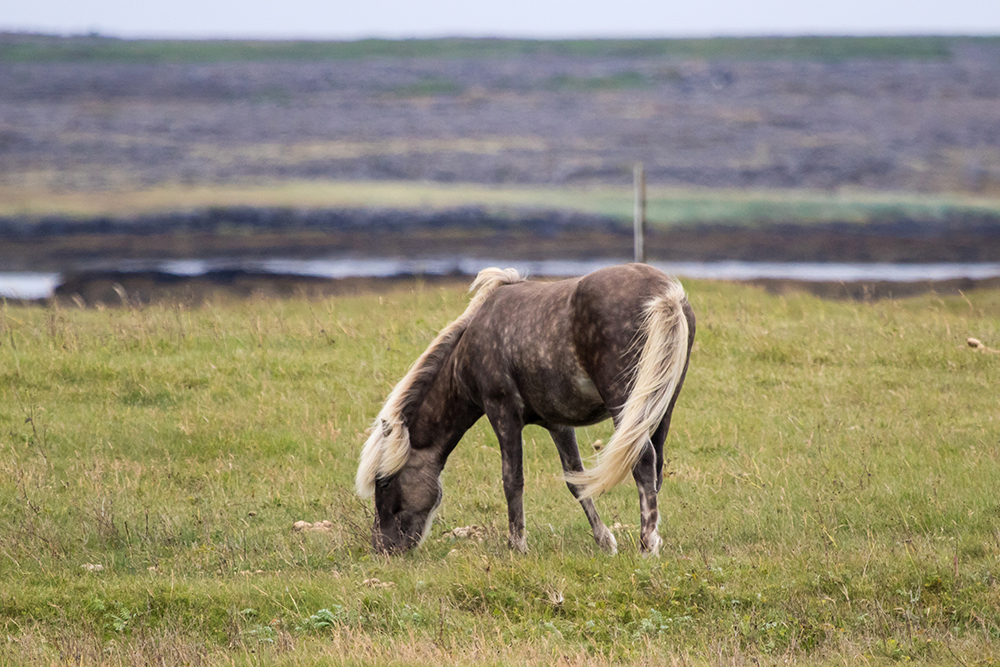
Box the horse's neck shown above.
[407,354,481,457]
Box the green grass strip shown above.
[4,35,998,64]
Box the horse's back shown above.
[457,264,681,425]
[457,275,591,421]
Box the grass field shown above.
[5,178,1000,227]
[1,278,999,665]
[3,34,990,64]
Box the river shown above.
[4,257,1000,300]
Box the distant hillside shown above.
[1,33,999,204]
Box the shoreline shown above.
[3,268,998,308]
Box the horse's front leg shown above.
[548,426,617,555]
[485,404,528,553]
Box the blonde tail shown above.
[568,280,689,499]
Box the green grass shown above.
[3,34,996,65]
[546,71,654,92]
[391,77,465,97]
[2,280,1000,665]
[5,178,1000,227]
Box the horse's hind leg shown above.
[485,404,528,553]
[549,426,617,555]
[632,439,662,556]
[632,417,673,556]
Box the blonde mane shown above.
[355,268,524,497]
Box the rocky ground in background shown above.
[3,37,1000,303]
[1,206,1000,272]
[2,39,1000,194]
[2,207,1000,272]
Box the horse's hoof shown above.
[508,535,528,553]
[640,532,662,558]
[595,526,618,555]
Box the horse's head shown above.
[371,451,443,554]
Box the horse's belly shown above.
[523,370,609,426]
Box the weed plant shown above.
[1,279,999,665]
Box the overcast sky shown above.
[3,0,1000,40]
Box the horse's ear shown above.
[381,419,393,437]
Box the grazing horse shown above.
[356,263,695,555]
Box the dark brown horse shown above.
[356,263,695,555]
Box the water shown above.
[0,272,62,300]
[4,258,1000,300]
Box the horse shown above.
[355,263,695,556]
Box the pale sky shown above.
[3,0,1000,40]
